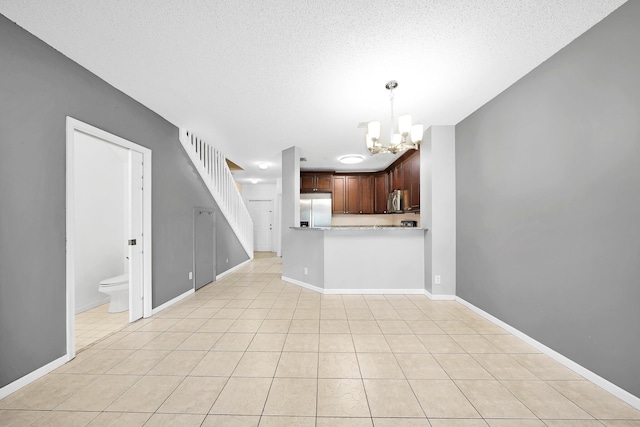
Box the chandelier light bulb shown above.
[398,115,412,136]
[367,121,381,141]
[411,124,424,144]
[365,133,374,150]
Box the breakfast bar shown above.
[282,226,428,294]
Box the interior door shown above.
[248,200,273,251]
[128,150,144,322]
[195,209,215,290]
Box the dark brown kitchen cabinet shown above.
[332,175,346,213]
[333,174,374,214]
[409,151,420,210]
[301,172,332,193]
[359,175,374,214]
[390,162,404,191]
[374,172,388,213]
[346,175,360,213]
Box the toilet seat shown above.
[99,273,128,287]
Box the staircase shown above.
[179,129,253,259]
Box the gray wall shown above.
[456,1,640,397]
[285,230,325,288]
[0,15,247,388]
[281,146,302,280]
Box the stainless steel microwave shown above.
[387,189,404,213]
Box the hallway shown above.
[1,253,638,426]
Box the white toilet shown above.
[98,273,129,313]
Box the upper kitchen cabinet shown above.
[374,172,388,214]
[359,175,374,214]
[408,150,420,211]
[332,175,347,214]
[386,149,420,212]
[389,162,403,191]
[301,172,332,193]
[333,174,374,214]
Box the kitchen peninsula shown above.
[283,226,428,294]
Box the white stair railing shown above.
[179,129,253,259]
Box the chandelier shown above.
[366,80,423,155]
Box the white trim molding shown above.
[456,296,640,411]
[216,258,252,281]
[282,276,426,296]
[424,289,456,300]
[282,276,324,294]
[66,117,153,360]
[151,289,195,315]
[0,355,68,400]
[325,288,426,295]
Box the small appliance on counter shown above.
[400,220,418,227]
[387,189,404,213]
[300,221,309,228]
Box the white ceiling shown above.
[0,0,627,184]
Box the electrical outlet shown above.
[189,272,193,280]
[304,267,308,275]
[435,275,441,285]
[226,258,229,263]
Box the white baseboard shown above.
[281,276,324,294]
[281,276,425,295]
[325,288,426,295]
[424,289,456,300]
[216,258,252,281]
[0,354,68,400]
[151,288,194,315]
[456,296,640,411]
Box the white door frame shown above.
[65,117,152,360]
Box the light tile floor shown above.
[76,304,129,352]
[1,252,639,426]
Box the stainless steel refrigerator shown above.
[300,193,332,228]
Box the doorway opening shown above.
[65,117,152,359]
[248,200,274,252]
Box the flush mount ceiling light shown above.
[366,80,424,155]
[258,162,268,170]
[338,154,364,165]
[250,179,259,184]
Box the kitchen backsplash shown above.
[331,213,420,227]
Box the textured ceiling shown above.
[0,0,627,184]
